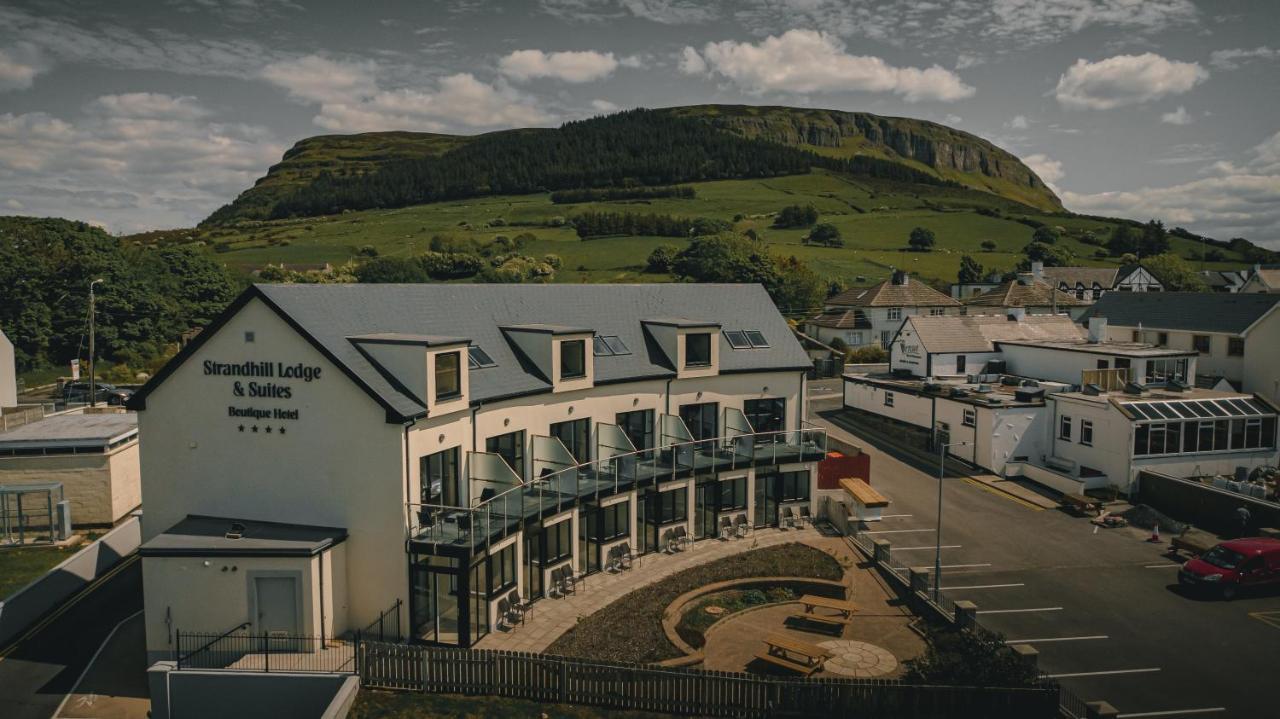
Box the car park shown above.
[1178,538,1280,600]
[62,381,134,406]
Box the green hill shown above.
[202,106,1060,226]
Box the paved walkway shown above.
[474,526,822,653]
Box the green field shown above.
[157,170,1243,286]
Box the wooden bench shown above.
[789,594,857,631]
[839,477,889,521]
[755,633,831,676]
[1060,492,1100,515]
[1169,529,1217,558]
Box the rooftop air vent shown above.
[1083,383,1103,396]
[949,388,969,398]
[976,384,994,393]
[1014,387,1046,402]
[1001,376,1021,386]
[1167,379,1191,392]
[225,522,246,540]
[923,383,943,393]
[1124,382,1147,396]
[1021,380,1040,388]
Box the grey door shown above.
[255,576,299,639]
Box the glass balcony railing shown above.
[407,422,827,551]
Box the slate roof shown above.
[827,279,960,308]
[1040,266,1119,288]
[1081,292,1280,335]
[963,279,1090,308]
[0,412,138,450]
[808,309,872,330]
[131,284,811,422]
[903,315,1086,354]
[140,514,347,557]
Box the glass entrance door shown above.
[754,470,779,528]
[695,478,718,539]
[410,554,462,645]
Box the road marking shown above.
[978,607,1063,615]
[1004,635,1107,643]
[1145,564,1182,569]
[808,392,842,400]
[942,583,1024,591]
[863,528,935,534]
[1047,667,1160,679]
[939,563,992,569]
[1116,709,1226,718]
[51,609,144,719]
[0,554,139,660]
[961,477,1047,511]
[893,544,961,551]
[879,514,914,519]
[1248,610,1280,630]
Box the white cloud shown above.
[498,49,619,83]
[1006,114,1030,130]
[540,0,717,24]
[590,99,619,113]
[310,74,552,133]
[944,114,963,125]
[677,46,707,75]
[1021,153,1064,193]
[694,30,975,102]
[0,45,44,91]
[618,54,645,69]
[88,93,211,120]
[1160,106,1192,125]
[260,55,378,104]
[955,53,983,70]
[1054,53,1207,110]
[1209,46,1278,70]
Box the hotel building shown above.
[128,284,826,659]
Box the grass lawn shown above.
[545,543,843,664]
[0,543,80,598]
[351,690,681,719]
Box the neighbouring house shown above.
[0,410,141,526]
[0,328,15,408]
[806,271,960,351]
[949,272,1004,300]
[844,314,1277,495]
[1082,292,1280,403]
[1241,266,1280,294]
[129,283,828,661]
[1034,262,1163,300]
[962,276,1093,320]
[1200,269,1251,294]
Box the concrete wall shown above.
[1136,471,1280,536]
[0,441,141,525]
[843,380,933,430]
[0,514,140,645]
[148,663,358,719]
[0,329,15,408]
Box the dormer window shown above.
[685,333,712,368]
[435,351,461,401]
[560,339,586,379]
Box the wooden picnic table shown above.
[755,632,831,675]
[799,594,859,619]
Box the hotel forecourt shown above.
[128,283,826,660]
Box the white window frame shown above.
[962,408,975,427]
[1059,415,1072,441]
[1080,419,1093,446]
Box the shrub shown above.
[808,223,843,247]
[773,203,820,228]
[357,244,379,257]
[980,239,997,252]
[847,345,888,363]
[905,627,1049,689]
[908,226,936,252]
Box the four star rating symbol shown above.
[238,424,287,435]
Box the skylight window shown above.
[744,330,769,348]
[468,345,496,369]
[724,329,770,350]
[593,335,631,357]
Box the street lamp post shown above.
[934,439,971,601]
[88,279,104,407]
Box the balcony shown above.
[408,417,826,552]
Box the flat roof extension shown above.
[0,412,138,451]
[140,515,348,557]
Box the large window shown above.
[779,471,810,502]
[1060,415,1073,441]
[1134,417,1276,456]
[1229,337,1245,356]
[685,333,712,367]
[435,351,461,401]
[486,430,526,480]
[488,543,517,596]
[539,520,573,565]
[1193,335,1211,354]
[1145,358,1189,383]
[560,339,586,379]
[679,402,719,442]
[616,409,654,452]
[1080,420,1094,447]
[656,488,688,524]
[420,446,460,506]
[551,418,592,464]
[744,398,786,435]
[719,477,747,510]
[588,501,630,541]
[887,307,902,320]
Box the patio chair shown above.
[606,546,622,573]
[619,543,634,570]
[663,528,677,553]
[549,566,565,598]
[781,507,796,530]
[497,598,513,631]
[798,505,811,527]
[734,514,751,538]
[719,515,734,540]
[673,525,689,551]
[507,590,529,623]
[561,565,577,595]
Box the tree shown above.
[980,239,997,252]
[671,235,821,314]
[645,245,679,273]
[1143,253,1207,291]
[957,255,985,284]
[1031,225,1060,245]
[1020,241,1074,267]
[905,628,1047,689]
[774,203,820,228]
[1138,220,1171,257]
[1107,225,1139,256]
[353,256,429,283]
[908,227,936,252]
[808,223,843,247]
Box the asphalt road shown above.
[809,385,1280,719]
[0,556,143,719]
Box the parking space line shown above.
[1116,708,1226,718]
[1144,564,1182,569]
[893,544,961,551]
[939,563,991,569]
[1004,635,1107,643]
[863,528,934,534]
[879,514,913,519]
[978,607,1063,615]
[961,477,1047,511]
[942,583,1024,590]
[1248,611,1280,630]
[1047,668,1160,679]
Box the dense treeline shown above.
[0,217,238,374]
[209,110,958,224]
[550,185,695,204]
[571,211,731,239]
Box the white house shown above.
[807,271,960,350]
[1083,292,1280,403]
[1241,267,1280,294]
[962,276,1093,320]
[129,284,826,661]
[1039,263,1163,299]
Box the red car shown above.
[1179,538,1280,600]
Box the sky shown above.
[1,0,1279,248]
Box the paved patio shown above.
[474,525,822,653]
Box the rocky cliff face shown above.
[667,105,1060,210]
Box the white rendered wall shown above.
[843,380,933,430]
[0,329,15,408]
